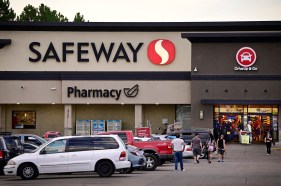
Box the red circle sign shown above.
[147,39,175,65]
[236,47,256,67]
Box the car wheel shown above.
[19,163,38,180]
[158,159,166,166]
[96,161,115,177]
[118,163,134,174]
[144,154,157,171]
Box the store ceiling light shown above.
[50,87,56,90]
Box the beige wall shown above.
[75,104,135,131]
[1,104,64,136]
[0,80,191,104]
[0,104,176,134]
[143,104,176,133]
[0,81,62,104]
[62,81,191,104]
[0,31,191,72]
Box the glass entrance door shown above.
[248,114,271,142]
[217,114,243,142]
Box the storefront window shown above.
[176,105,191,129]
[12,111,36,129]
[219,105,243,113]
[248,105,272,113]
[214,105,279,143]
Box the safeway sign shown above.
[234,47,258,71]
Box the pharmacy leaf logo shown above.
[124,84,139,97]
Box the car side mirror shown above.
[40,149,46,154]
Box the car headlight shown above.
[7,160,16,165]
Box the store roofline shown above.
[1,21,281,32]
[181,32,281,43]
[201,99,281,105]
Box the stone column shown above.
[135,104,143,129]
[64,104,72,136]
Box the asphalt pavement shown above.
[0,143,280,186]
[157,143,281,186]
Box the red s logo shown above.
[147,39,175,65]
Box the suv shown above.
[0,132,24,175]
[180,130,210,158]
[4,135,131,179]
[15,134,47,146]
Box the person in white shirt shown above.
[171,133,186,171]
[247,121,253,143]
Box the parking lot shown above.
[0,143,280,186]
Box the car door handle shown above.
[59,155,66,158]
[70,154,78,157]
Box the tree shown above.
[73,12,85,22]
[17,3,68,22]
[16,4,38,21]
[0,0,16,21]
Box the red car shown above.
[42,131,62,140]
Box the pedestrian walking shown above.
[264,131,272,155]
[191,133,202,164]
[217,134,226,162]
[247,121,253,143]
[207,131,215,163]
[171,133,186,171]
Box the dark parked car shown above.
[0,132,24,175]
[180,130,210,158]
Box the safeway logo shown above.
[147,39,175,65]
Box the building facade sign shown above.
[1,31,190,72]
[234,47,258,71]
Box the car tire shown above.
[19,163,38,180]
[118,163,134,174]
[158,159,166,166]
[96,160,115,177]
[144,154,157,171]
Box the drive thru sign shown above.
[236,47,257,67]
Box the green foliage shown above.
[0,0,16,21]
[17,3,68,22]
[73,12,85,22]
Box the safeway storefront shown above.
[0,22,280,143]
[0,22,192,136]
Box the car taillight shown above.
[0,151,3,159]
[186,148,192,151]
[119,151,126,161]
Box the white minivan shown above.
[4,135,130,179]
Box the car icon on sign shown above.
[240,52,252,62]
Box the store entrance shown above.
[214,105,278,143]
[248,114,271,143]
[217,114,243,142]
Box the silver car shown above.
[119,145,146,174]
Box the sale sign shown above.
[136,127,151,137]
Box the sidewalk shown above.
[152,143,281,186]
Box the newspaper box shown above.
[239,131,250,144]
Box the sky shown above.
[9,0,281,22]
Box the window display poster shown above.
[107,120,122,131]
[76,120,91,135]
[91,120,106,134]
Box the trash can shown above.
[239,131,250,144]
